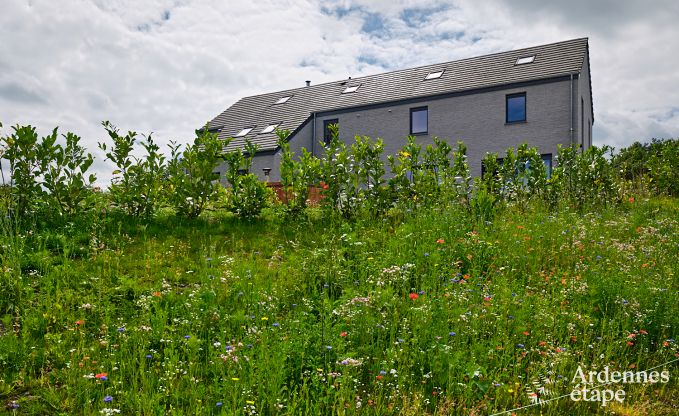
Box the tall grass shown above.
[0,197,676,414]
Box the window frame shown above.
[410,106,428,135]
[506,93,527,124]
[541,153,553,178]
[235,127,253,137]
[323,118,339,145]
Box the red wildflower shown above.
[629,197,635,203]
[319,181,329,190]
[627,341,634,346]
[340,332,347,338]
[95,373,107,379]
[462,274,470,280]
[376,375,383,380]
[409,293,419,300]
[152,291,162,297]
[639,329,648,335]
[523,331,530,336]
[75,320,84,326]
[436,239,445,244]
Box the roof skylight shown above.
[425,70,444,80]
[342,85,360,94]
[235,127,252,137]
[274,96,291,104]
[260,124,279,134]
[515,55,536,65]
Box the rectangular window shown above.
[323,119,339,145]
[410,107,428,135]
[541,154,552,178]
[506,93,526,123]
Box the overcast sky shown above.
[2,0,678,183]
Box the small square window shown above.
[323,119,339,144]
[425,70,444,80]
[410,107,428,135]
[506,93,526,123]
[515,55,535,65]
[260,124,279,134]
[235,127,253,137]
[274,96,291,104]
[342,85,360,94]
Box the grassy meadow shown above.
[1,198,677,415]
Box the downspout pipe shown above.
[569,74,574,145]
[311,112,316,156]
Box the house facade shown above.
[207,38,593,182]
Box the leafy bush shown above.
[0,125,53,219]
[99,121,166,218]
[223,140,271,218]
[167,127,224,218]
[613,138,678,196]
[552,144,617,209]
[42,132,97,218]
[277,129,320,215]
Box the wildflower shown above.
[640,329,648,335]
[272,323,280,327]
[261,316,269,321]
[340,332,347,337]
[436,239,445,244]
[325,345,333,350]
[246,400,255,405]
[95,373,107,379]
[75,320,84,326]
[517,344,525,349]
[146,354,152,359]
[409,293,419,300]
[522,331,530,336]
[376,375,383,380]
[152,292,162,297]
[629,197,635,203]
[627,341,634,346]
[117,327,125,333]
[449,331,456,337]
[216,402,223,407]
[104,396,113,403]
[232,377,240,381]
[184,335,191,340]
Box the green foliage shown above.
[552,144,617,210]
[0,125,54,218]
[223,140,271,218]
[42,132,97,218]
[277,129,320,215]
[167,127,225,218]
[99,121,167,218]
[613,138,679,196]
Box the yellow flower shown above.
[232,377,240,381]
[246,401,255,405]
[261,317,269,321]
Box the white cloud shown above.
[1,0,677,185]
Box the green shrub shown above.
[99,121,167,218]
[167,127,224,218]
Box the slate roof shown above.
[208,38,590,153]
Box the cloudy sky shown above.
[2,0,678,183]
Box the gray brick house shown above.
[207,38,593,182]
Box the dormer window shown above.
[235,128,252,137]
[425,70,444,80]
[260,124,279,134]
[515,55,535,65]
[342,85,360,94]
[274,96,291,104]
